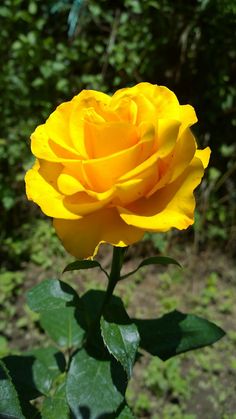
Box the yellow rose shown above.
[25,82,210,259]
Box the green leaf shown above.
[80,290,113,354]
[80,290,127,330]
[30,347,65,396]
[27,279,85,349]
[40,307,85,349]
[0,360,25,419]
[63,260,109,278]
[66,349,126,418]
[116,403,135,418]
[80,290,107,329]
[3,355,41,401]
[101,299,140,378]
[24,347,66,396]
[121,256,181,279]
[41,380,70,419]
[3,349,65,412]
[27,279,79,312]
[134,310,225,361]
[1,356,39,417]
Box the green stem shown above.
[101,246,126,311]
[86,246,127,352]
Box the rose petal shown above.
[53,208,144,259]
[155,119,181,156]
[82,124,155,192]
[115,119,178,190]
[72,89,111,111]
[112,97,138,124]
[116,118,180,199]
[195,147,211,168]
[31,125,81,162]
[179,104,198,132]
[118,156,205,231]
[25,160,80,219]
[69,103,104,157]
[114,171,158,205]
[57,169,85,195]
[69,90,115,156]
[147,127,197,197]
[45,101,76,150]
[30,125,58,161]
[84,121,138,158]
[63,189,114,216]
[112,83,180,123]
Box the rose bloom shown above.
[25,82,210,259]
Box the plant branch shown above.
[101,246,126,311]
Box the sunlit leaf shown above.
[116,403,135,418]
[27,279,79,312]
[41,379,70,419]
[40,307,85,349]
[66,348,126,418]
[29,347,66,396]
[101,299,140,378]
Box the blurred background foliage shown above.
[0,0,235,266]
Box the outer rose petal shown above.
[73,89,111,109]
[179,104,197,134]
[45,101,77,150]
[118,156,206,232]
[31,124,81,162]
[31,125,59,161]
[25,160,80,220]
[53,208,144,259]
[195,147,211,168]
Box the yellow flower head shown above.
[25,82,210,259]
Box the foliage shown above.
[0,248,226,417]
[0,242,235,417]
[0,265,224,417]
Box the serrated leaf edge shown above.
[100,317,140,379]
